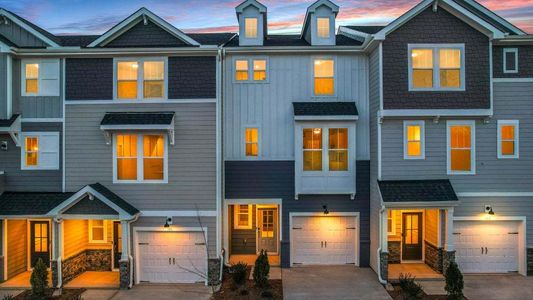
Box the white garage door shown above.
[137,231,207,283]
[291,216,357,265]
[455,221,519,273]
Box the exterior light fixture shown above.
[323,205,329,215]
[485,205,495,215]
[488,207,495,215]
[164,217,172,228]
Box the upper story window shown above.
[328,128,348,171]
[498,120,519,159]
[409,44,465,91]
[314,59,334,96]
[303,128,323,171]
[317,17,330,38]
[235,58,268,82]
[21,59,60,96]
[303,127,349,172]
[245,128,259,157]
[234,204,252,229]
[403,121,425,159]
[114,134,167,183]
[503,48,518,74]
[21,132,60,170]
[115,58,166,100]
[447,121,475,175]
[89,220,107,243]
[244,18,258,38]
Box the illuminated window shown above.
[24,137,39,167]
[317,17,330,38]
[261,210,275,238]
[314,59,334,95]
[117,61,138,99]
[22,59,60,96]
[21,132,60,170]
[244,18,258,38]
[409,45,464,90]
[25,63,39,94]
[404,121,425,159]
[329,128,348,171]
[253,60,267,81]
[303,128,323,171]
[33,223,48,253]
[235,60,249,81]
[387,210,395,235]
[234,205,252,229]
[116,59,165,99]
[447,121,475,174]
[245,128,259,157]
[115,134,167,182]
[498,120,519,159]
[89,220,106,243]
[143,61,164,98]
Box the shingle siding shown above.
[65,58,113,100]
[105,20,188,48]
[493,46,533,78]
[168,56,217,99]
[382,7,490,109]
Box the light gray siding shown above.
[380,82,533,193]
[0,54,7,119]
[223,54,370,161]
[0,21,48,48]
[65,103,216,211]
[0,122,63,192]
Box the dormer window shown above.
[317,17,330,38]
[245,18,258,38]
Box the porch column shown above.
[51,218,63,288]
[119,220,130,289]
[380,208,389,281]
[443,208,456,274]
[0,219,5,282]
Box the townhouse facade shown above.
[0,0,531,291]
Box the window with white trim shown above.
[89,220,107,243]
[115,58,166,100]
[114,134,167,183]
[234,205,252,229]
[403,121,425,159]
[503,48,518,74]
[245,128,259,157]
[409,44,465,91]
[447,121,475,175]
[314,59,335,95]
[234,58,268,82]
[244,18,258,38]
[387,210,395,235]
[498,120,519,159]
[21,59,60,96]
[303,126,349,172]
[21,132,60,170]
[317,17,330,38]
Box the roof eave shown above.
[0,9,60,47]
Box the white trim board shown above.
[457,192,533,197]
[65,99,217,105]
[381,109,492,117]
[493,78,533,83]
[140,211,217,217]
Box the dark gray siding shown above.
[0,54,7,119]
[0,122,62,192]
[230,205,257,254]
[0,22,48,48]
[382,7,490,109]
[493,46,533,78]
[168,56,216,99]
[225,160,370,268]
[65,58,113,100]
[105,20,187,48]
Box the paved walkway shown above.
[110,284,211,300]
[283,266,391,300]
[464,275,533,300]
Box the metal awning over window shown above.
[0,114,21,146]
[100,112,175,145]
[293,102,358,121]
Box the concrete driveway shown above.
[109,284,211,300]
[283,266,391,300]
[464,275,533,300]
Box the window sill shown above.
[409,88,466,92]
[113,180,168,184]
[447,171,476,176]
[21,167,60,171]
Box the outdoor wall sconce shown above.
[164,217,172,228]
[323,205,329,215]
[485,205,495,215]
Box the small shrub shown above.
[230,262,248,285]
[253,250,270,287]
[445,262,464,300]
[398,273,424,300]
[30,258,49,299]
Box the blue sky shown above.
[1,0,532,35]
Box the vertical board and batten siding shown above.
[0,21,48,48]
[0,122,62,192]
[493,45,533,78]
[380,82,533,193]
[131,216,217,257]
[6,220,27,279]
[223,54,370,160]
[11,59,63,118]
[0,54,7,119]
[64,103,216,211]
[368,46,381,272]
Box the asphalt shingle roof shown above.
[293,102,358,116]
[0,192,74,215]
[100,112,175,126]
[378,180,459,203]
[0,114,20,127]
[224,34,363,47]
[344,25,386,34]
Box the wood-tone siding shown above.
[7,220,27,279]
[0,21,48,48]
[65,103,216,211]
[230,205,257,255]
[223,53,370,161]
[63,220,88,259]
[424,209,439,246]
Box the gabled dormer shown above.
[301,0,339,46]
[235,0,267,46]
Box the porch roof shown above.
[378,179,459,203]
[100,112,175,126]
[293,102,359,116]
[0,192,73,216]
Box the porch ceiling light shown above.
[323,205,329,215]
[164,217,172,228]
[485,205,495,216]
[488,207,495,215]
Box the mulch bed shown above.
[212,266,282,300]
[14,288,86,300]
[387,285,467,300]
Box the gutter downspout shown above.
[127,213,140,289]
[377,205,387,285]
[53,217,63,288]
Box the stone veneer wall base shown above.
[442,250,456,275]
[387,241,401,264]
[51,260,59,287]
[61,249,112,284]
[380,251,389,282]
[119,260,130,289]
[527,248,533,276]
[0,255,4,282]
[424,242,443,273]
[208,258,221,285]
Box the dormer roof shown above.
[236,0,267,15]
[301,0,339,39]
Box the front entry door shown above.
[30,221,50,267]
[402,213,423,261]
[257,208,278,253]
[113,221,122,269]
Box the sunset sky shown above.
[1,0,532,35]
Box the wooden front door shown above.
[113,221,122,269]
[30,221,50,267]
[257,208,278,253]
[402,213,423,261]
